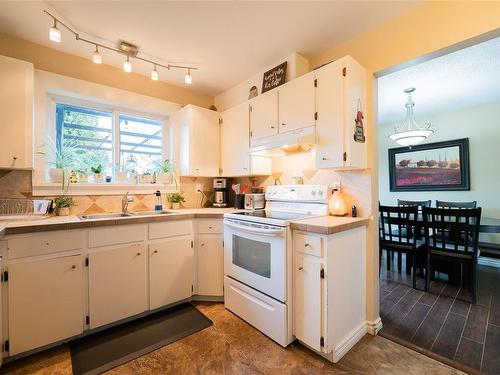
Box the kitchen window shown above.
[54,101,166,178]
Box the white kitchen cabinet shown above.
[315,56,367,169]
[278,71,316,133]
[8,254,84,355]
[0,55,33,169]
[294,253,324,353]
[293,226,367,363]
[88,243,147,329]
[197,235,224,296]
[149,236,194,309]
[220,103,271,176]
[249,90,278,140]
[176,104,220,177]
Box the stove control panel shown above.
[265,185,329,203]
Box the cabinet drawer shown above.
[294,233,323,257]
[7,230,84,259]
[149,220,193,240]
[197,220,223,234]
[89,224,146,248]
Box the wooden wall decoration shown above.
[261,62,287,94]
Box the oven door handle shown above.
[224,220,285,237]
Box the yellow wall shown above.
[0,33,213,108]
[310,1,500,325]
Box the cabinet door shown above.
[249,90,278,140]
[149,236,194,309]
[315,61,344,169]
[189,106,220,177]
[0,56,33,169]
[278,72,316,133]
[8,254,84,355]
[89,243,147,329]
[221,103,250,176]
[294,254,324,352]
[197,235,224,296]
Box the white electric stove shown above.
[223,185,329,347]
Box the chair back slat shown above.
[422,206,481,257]
[436,200,477,209]
[379,204,419,248]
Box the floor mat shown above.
[70,303,213,375]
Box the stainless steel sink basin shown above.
[130,210,174,216]
[78,213,132,220]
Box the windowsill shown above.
[32,182,178,196]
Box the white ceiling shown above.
[378,36,500,125]
[0,1,419,96]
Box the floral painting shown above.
[389,138,470,191]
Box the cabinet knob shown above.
[322,157,328,161]
[153,250,158,254]
[12,156,17,161]
[298,266,304,271]
[201,243,205,247]
[136,252,141,256]
[46,242,50,246]
[281,123,286,126]
[243,167,248,170]
[304,243,310,247]
[72,265,76,269]
[208,226,213,229]
[270,125,275,129]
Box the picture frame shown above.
[261,62,287,94]
[389,138,470,192]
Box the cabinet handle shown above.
[298,266,304,271]
[72,265,76,269]
[304,243,310,247]
[322,157,328,161]
[243,167,248,170]
[270,125,275,129]
[208,226,213,229]
[281,123,286,126]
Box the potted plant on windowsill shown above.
[113,164,129,184]
[155,159,177,185]
[53,196,76,216]
[76,168,89,183]
[140,171,152,184]
[91,164,103,183]
[168,192,185,210]
[38,138,74,184]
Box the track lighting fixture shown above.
[43,9,197,83]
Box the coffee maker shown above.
[212,178,229,207]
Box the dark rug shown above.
[70,303,213,375]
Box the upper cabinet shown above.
[220,103,271,177]
[0,55,33,169]
[176,105,221,177]
[249,90,278,140]
[278,71,316,133]
[315,56,367,170]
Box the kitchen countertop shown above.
[0,208,240,236]
[290,216,370,235]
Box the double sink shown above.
[78,210,175,220]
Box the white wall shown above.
[378,100,500,219]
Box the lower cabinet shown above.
[294,253,325,353]
[149,236,194,309]
[88,243,147,329]
[197,235,224,296]
[8,254,84,355]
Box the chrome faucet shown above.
[122,192,133,214]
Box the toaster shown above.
[244,193,265,210]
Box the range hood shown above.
[249,126,316,157]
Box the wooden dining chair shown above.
[436,200,477,209]
[422,206,481,302]
[379,204,426,290]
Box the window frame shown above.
[33,94,174,196]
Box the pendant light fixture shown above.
[92,45,102,64]
[389,88,434,147]
[43,10,197,83]
[123,55,132,73]
[49,19,61,43]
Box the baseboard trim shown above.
[330,322,368,363]
[191,295,224,302]
[478,256,500,269]
[366,317,383,335]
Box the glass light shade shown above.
[389,129,434,147]
[184,72,192,84]
[328,190,348,216]
[92,51,102,64]
[123,60,132,73]
[49,26,61,43]
[151,69,159,81]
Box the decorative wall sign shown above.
[353,98,365,143]
[248,85,258,99]
[261,62,287,94]
[389,138,470,191]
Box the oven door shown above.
[223,218,286,302]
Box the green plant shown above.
[91,164,103,174]
[76,168,88,174]
[38,137,75,169]
[168,192,185,204]
[53,196,77,209]
[156,159,175,174]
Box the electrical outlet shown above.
[195,183,203,193]
[332,181,341,190]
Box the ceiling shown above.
[0,1,419,96]
[378,36,500,125]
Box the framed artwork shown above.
[389,138,470,191]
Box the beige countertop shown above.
[0,208,240,236]
[290,216,370,235]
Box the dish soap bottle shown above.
[154,190,162,211]
[328,188,348,216]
